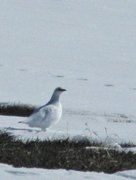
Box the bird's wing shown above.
[28,106,52,123]
[39,106,52,122]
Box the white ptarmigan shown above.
[19,87,66,131]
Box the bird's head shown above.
[48,87,66,103]
[55,87,66,95]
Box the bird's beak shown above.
[62,88,66,91]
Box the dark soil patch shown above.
[0,103,35,117]
[0,103,136,173]
[0,132,136,173]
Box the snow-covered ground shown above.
[1,163,136,180]
[0,0,136,179]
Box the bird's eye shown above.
[58,87,62,91]
[56,87,66,91]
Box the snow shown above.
[0,0,136,114]
[0,0,136,179]
[0,163,136,180]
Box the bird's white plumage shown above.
[27,103,62,131]
[19,87,66,131]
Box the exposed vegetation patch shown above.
[0,103,35,117]
[0,132,136,173]
[0,103,136,173]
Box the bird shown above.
[19,87,66,131]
